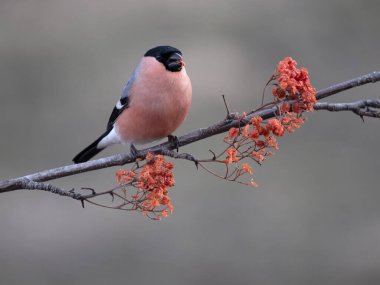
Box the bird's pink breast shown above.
[115,57,192,144]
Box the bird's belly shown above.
[115,87,191,144]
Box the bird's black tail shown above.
[73,131,109,163]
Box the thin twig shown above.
[315,71,380,100]
[222,94,233,119]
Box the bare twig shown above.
[315,71,380,100]
[221,94,231,118]
[0,70,379,196]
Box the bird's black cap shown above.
[144,46,182,57]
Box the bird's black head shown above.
[144,46,184,72]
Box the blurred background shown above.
[0,0,379,284]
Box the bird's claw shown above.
[130,143,142,160]
[168,135,180,152]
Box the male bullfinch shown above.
[73,46,192,163]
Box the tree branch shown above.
[0,70,379,195]
[315,71,380,100]
[314,99,380,118]
[23,180,82,199]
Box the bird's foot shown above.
[167,135,180,152]
[130,143,142,160]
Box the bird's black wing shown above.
[106,68,137,129]
[106,96,130,129]
[73,67,137,163]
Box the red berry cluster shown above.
[273,57,316,113]
[115,153,174,219]
[222,57,316,186]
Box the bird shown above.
[73,45,192,164]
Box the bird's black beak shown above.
[166,53,184,72]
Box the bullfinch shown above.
[73,45,192,163]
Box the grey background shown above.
[0,0,379,284]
